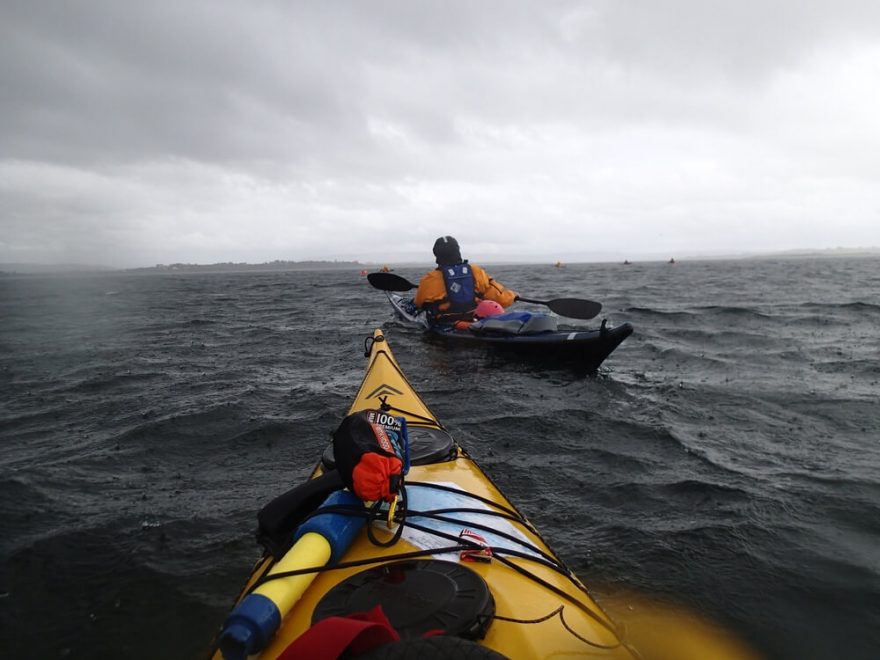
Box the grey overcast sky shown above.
[1,1,879,267]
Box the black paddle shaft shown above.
[367,272,602,320]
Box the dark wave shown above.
[67,371,170,394]
[625,306,696,318]
[0,525,233,660]
[799,300,880,313]
[690,305,774,319]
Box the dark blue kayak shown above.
[385,293,633,374]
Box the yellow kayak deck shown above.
[211,330,756,660]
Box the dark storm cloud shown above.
[4,0,879,165]
[2,1,371,167]
[1,2,522,171]
[1,1,879,266]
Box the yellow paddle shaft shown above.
[253,532,332,613]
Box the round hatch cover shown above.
[312,559,495,640]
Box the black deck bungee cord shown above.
[401,508,559,566]
[243,483,635,655]
[365,483,407,547]
[401,518,567,577]
[237,347,637,654]
[250,545,470,590]
[395,519,624,645]
[493,606,644,657]
[211,341,642,658]
[251,490,556,587]
[406,479,539,528]
[396,483,633,650]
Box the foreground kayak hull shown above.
[211,331,757,660]
[385,293,633,374]
[211,330,631,659]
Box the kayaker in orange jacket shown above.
[414,236,518,324]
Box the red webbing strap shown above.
[277,606,400,659]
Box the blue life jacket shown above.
[441,263,476,313]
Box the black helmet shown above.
[432,236,461,265]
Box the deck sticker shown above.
[365,410,405,459]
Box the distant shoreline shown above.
[0,260,377,276]
[125,260,370,274]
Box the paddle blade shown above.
[545,298,602,320]
[367,272,417,292]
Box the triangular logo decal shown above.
[365,384,403,400]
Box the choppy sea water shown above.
[1,257,878,660]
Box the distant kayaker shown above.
[414,236,517,324]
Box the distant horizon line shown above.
[2,246,879,274]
